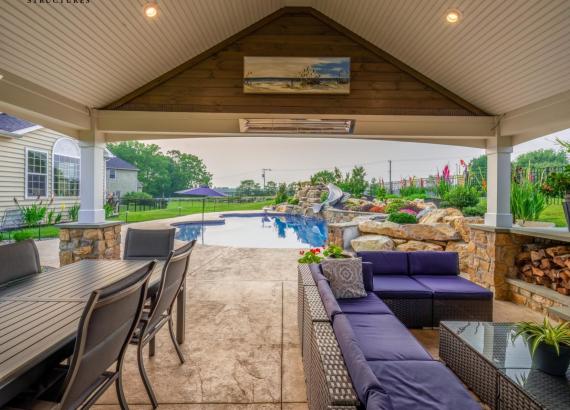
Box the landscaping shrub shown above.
[287,197,299,205]
[403,193,428,200]
[67,203,80,222]
[399,185,427,198]
[13,231,33,242]
[385,199,405,214]
[444,185,480,209]
[439,200,451,208]
[511,180,547,222]
[122,191,154,206]
[388,212,418,224]
[320,191,329,203]
[462,205,486,217]
[359,203,374,212]
[274,183,289,205]
[369,205,384,213]
[399,208,418,216]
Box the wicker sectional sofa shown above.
[298,251,493,410]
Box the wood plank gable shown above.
[105,8,486,116]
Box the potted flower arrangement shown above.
[513,318,570,376]
[297,245,351,264]
[298,248,323,264]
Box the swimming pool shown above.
[174,213,327,248]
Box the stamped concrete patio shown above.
[35,213,545,409]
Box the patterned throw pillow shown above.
[321,257,367,299]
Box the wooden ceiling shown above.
[1,0,569,115]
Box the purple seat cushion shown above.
[309,263,328,283]
[414,275,493,299]
[373,275,433,299]
[408,251,459,276]
[368,360,480,410]
[338,292,393,316]
[332,315,393,407]
[345,314,432,361]
[357,251,409,275]
[361,262,374,291]
[318,281,393,321]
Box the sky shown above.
[147,129,570,187]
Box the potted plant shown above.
[298,248,323,264]
[323,244,352,259]
[513,318,570,376]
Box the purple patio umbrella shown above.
[175,186,226,242]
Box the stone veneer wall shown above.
[58,222,122,266]
[467,226,532,299]
[508,280,566,318]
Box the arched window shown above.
[53,138,80,197]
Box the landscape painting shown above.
[244,57,350,94]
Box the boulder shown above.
[445,241,470,272]
[358,220,460,241]
[402,223,460,241]
[396,241,443,252]
[358,220,407,238]
[447,216,484,242]
[351,235,395,252]
[418,208,463,224]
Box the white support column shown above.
[485,133,513,228]
[78,124,106,224]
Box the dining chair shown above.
[0,239,42,285]
[131,240,196,408]
[123,228,176,260]
[6,260,156,410]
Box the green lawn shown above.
[2,198,274,241]
[109,198,274,223]
[538,203,567,227]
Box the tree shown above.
[310,170,337,185]
[236,179,261,196]
[107,142,211,197]
[338,166,368,197]
[513,149,568,169]
[168,150,212,191]
[264,181,278,195]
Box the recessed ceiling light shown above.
[144,1,158,18]
[445,9,462,24]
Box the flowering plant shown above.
[298,248,323,264]
[399,208,418,216]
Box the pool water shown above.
[174,214,327,248]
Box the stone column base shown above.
[57,221,122,266]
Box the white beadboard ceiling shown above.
[1,0,569,115]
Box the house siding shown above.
[106,168,140,197]
[0,128,80,217]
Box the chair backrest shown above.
[58,261,156,409]
[123,228,175,260]
[0,240,41,284]
[1,209,24,231]
[146,240,195,332]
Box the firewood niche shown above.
[516,245,570,295]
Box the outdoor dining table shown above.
[0,259,186,407]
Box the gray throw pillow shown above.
[321,257,367,299]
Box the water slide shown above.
[312,183,350,214]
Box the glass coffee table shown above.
[439,321,570,410]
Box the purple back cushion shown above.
[408,251,459,276]
[357,251,409,275]
[361,262,374,291]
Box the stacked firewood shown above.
[516,245,570,295]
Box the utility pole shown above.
[261,168,272,190]
[388,160,393,194]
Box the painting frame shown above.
[243,56,351,95]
